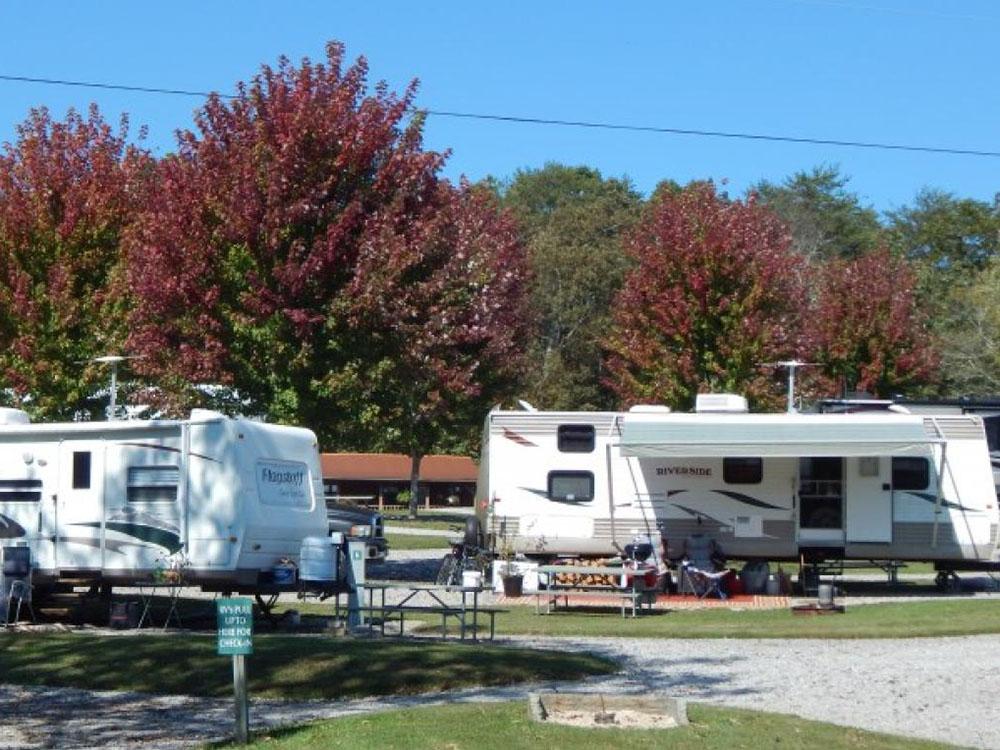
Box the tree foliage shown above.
[888,189,1000,273]
[754,165,883,261]
[812,247,938,397]
[0,105,149,419]
[604,182,808,411]
[934,259,1000,396]
[125,43,529,465]
[500,164,641,409]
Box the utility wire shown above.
[2,73,999,159]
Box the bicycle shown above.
[435,517,492,586]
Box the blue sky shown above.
[1,1,996,213]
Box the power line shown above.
[2,73,999,159]
[410,109,1000,158]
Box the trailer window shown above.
[548,471,594,503]
[72,452,91,489]
[0,478,42,502]
[892,457,929,490]
[723,458,762,484]
[558,424,595,453]
[127,466,179,503]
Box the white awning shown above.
[618,413,936,458]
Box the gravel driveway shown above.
[509,633,1000,749]
[2,632,997,749]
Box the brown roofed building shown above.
[320,453,478,509]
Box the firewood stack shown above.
[553,558,620,587]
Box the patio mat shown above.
[495,592,789,609]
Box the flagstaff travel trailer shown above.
[476,395,1000,574]
[0,407,331,590]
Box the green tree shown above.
[934,259,1000,396]
[753,165,883,260]
[500,163,642,410]
[888,189,1000,273]
[888,190,1000,396]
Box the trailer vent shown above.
[0,408,30,425]
[695,393,749,413]
[127,466,179,503]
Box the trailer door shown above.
[56,441,106,571]
[845,456,892,543]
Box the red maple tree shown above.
[813,247,938,397]
[0,105,150,418]
[125,43,529,510]
[604,182,809,411]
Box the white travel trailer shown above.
[476,395,1000,573]
[0,408,330,590]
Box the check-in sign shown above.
[217,598,253,655]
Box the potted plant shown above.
[497,535,523,597]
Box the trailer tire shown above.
[463,516,483,548]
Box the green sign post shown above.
[217,598,253,744]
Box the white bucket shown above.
[299,536,337,582]
[818,583,835,607]
[462,570,483,589]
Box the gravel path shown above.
[2,633,998,749]
[507,634,1000,749]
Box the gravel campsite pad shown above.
[2,633,999,748]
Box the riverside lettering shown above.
[656,466,712,477]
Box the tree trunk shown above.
[408,452,422,520]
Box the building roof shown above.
[320,453,478,482]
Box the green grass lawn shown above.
[508,597,1000,638]
[383,511,471,530]
[410,598,1000,639]
[279,597,1000,640]
[0,633,614,700]
[385,533,453,550]
[214,701,954,750]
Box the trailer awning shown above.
[619,413,936,458]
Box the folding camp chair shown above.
[2,547,35,626]
[677,534,727,599]
[680,562,728,599]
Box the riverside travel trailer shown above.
[476,395,1000,572]
[0,408,330,590]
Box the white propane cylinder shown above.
[299,536,337,582]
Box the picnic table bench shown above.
[359,581,505,640]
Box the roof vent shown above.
[695,393,748,413]
[0,408,30,425]
[628,405,672,413]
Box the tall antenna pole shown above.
[786,362,798,414]
[760,360,817,413]
[90,355,140,421]
[108,359,119,420]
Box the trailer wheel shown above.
[935,570,960,592]
[463,516,483,548]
